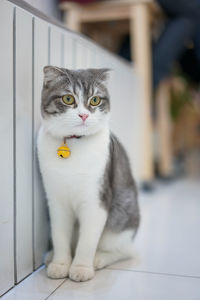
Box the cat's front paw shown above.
[69,265,94,282]
[47,262,70,279]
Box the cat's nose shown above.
[79,114,89,121]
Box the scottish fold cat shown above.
[37,66,140,282]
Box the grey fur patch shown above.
[41,66,110,118]
[100,134,140,233]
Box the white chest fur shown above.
[37,127,110,211]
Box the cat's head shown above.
[41,66,110,138]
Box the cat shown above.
[37,66,140,282]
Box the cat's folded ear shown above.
[95,68,111,82]
[43,66,67,87]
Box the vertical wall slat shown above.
[0,1,15,295]
[74,41,88,69]
[85,46,96,68]
[49,26,63,66]
[64,33,75,69]
[33,17,49,269]
[15,7,33,282]
[95,52,106,68]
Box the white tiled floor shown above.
[3,179,200,300]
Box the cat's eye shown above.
[62,94,75,105]
[90,96,101,106]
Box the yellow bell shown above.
[57,143,71,158]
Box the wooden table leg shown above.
[63,5,81,32]
[130,3,154,184]
[156,81,173,177]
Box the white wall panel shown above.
[33,17,49,269]
[94,53,102,68]
[15,7,33,282]
[128,70,143,181]
[67,38,97,69]
[85,46,96,68]
[64,32,75,69]
[95,52,112,69]
[0,1,14,295]
[74,40,88,69]
[49,26,63,66]
[110,64,140,178]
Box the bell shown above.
[57,143,71,158]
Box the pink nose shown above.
[79,114,89,121]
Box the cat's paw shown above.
[69,265,94,282]
[47,262,70,279]
[94,252,108,270]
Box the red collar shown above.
[64,135,82,143]
[68,135,82,139]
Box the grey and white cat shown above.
[37,66,140,282]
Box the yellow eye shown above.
[62,94,75,105]
[90,96,101,106]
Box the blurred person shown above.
[118,0,200,88]
[153,0,200,88]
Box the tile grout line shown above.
[106,267,200,280]
[45,279,67,300]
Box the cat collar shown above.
[57,136,82,158]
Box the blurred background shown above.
[26,0,200,186]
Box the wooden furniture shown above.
[156,80,173,177]
[60,0,170,183]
